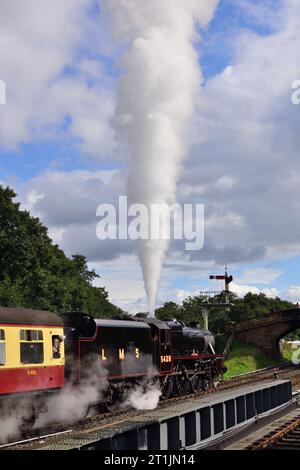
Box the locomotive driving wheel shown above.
[201,378,209,391]
[190,373,203,392]
[160,375,173,399]
[190,363,205,393]
[174,362,190,396]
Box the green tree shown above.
[153,291,297,334]
[155,301,183,320]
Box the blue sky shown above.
[1,0,300,312]
[1,0,283,180]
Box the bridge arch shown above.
[229,308,300,361]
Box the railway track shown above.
[1,362,299,451]
[0,429,73,450]
[248,411,300,450]
[214,362,299,393]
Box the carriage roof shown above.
[0,307,63,326]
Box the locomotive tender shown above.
[0,307,225,409]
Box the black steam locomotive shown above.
[0,308,225,411]
[62,312,225,405]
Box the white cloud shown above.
[20,169,124,227]
[230,283,279,299]
[261,288,279,298]
[13,169,133,266]
[0,0,114,158]
[93,256,147,313]
[230,282,260,297]
[175,289,193,302]
[214,175,236,191]
[238,268,281,285]
[26,190,45,210]
[179,0,300,267]
[285,286,300,303]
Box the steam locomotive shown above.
[0,307,225,411]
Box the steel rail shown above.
[0,429,73,450]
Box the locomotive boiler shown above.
[163,319,215,355]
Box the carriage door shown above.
[159,329,172,372]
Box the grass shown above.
[222,339,278,379]
[214,334,278,379]
[281,342,293,361]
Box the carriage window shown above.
[0,329,5,366]
[20,329,44,364]
[20,330,43,341]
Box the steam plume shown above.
[34,357,108,427]
[102,0,219,315]
[0,359,109,444]
[122,380,161,411]
[120,355,160,410]
[0,398,35,443]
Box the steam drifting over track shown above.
[2,362,298,451]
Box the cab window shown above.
[52,335,61,359]
[0,329,5,366]
[160,330,171,345]
[20,329,44,364]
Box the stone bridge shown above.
[228,308,300,360]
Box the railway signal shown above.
[209,267,233,304]
[200,268,234,330]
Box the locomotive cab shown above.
[142,319,172,373]
[61,312,155,381]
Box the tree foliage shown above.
[156,291,296,334]
[0,186,123,317]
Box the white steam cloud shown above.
[0,398,36,443]
[34,358,109,428]
[122,380,161,411]
[0,414,25,444]
[120,356,161,411]
[102,0,219,315]
[0,359,109,443]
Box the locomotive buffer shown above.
[200,268,234,330]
